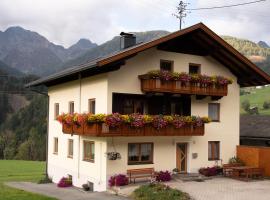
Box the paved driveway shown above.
[169,177,270,200]
[5,182,129,200]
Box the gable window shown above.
[208,103,220,122]
[54,103,59,120]
[88,99,96,114]
[68,139,73,158]
[160,60,173,71]
[83,141,95,162]
[69,101,74,114]
[128,143,153,165]
[189,63,201,74]
[208,141,220,160]
[53,137,58,154]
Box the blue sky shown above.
[0,0,269,47]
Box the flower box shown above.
[122,124,144,136]
[73,124,84,135]
[84,123,103,136]
[62,123,73,134]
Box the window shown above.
[69,101,74,114]
[54,103,59,120]
[208,103,220,122]
[83,141,95,162]
[208,141,220,160]
[128,143,153,165]
[189,63,201,74]
[88,99,96,114]
[68,139,73,158]
[160,60,173,71]
[53,137,58,154]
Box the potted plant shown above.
[106,152,121,160]
[172,168,179,174]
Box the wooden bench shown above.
[127,168,155,184]
[223,163,243,177]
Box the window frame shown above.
[208,103,220,122]
[189,63,201,74]
[67,139,74,158]
[53,137,58,155]
[69,101,74,114]
[88,98,96,114]
[160,59,174,72]
[127,143,154,165]
[83,141,95,162]
[54,103,59,120]
[208,141,220,161]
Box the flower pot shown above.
[73,123,84,135]
[84,123,102,136]
[122,124,144,136]
[62,123,73,134]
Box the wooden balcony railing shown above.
[139,76,228,97]
[63,123,205,137]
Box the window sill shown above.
[128,162,154,165]
[53,152,58,155]
[208,159,220,161]
[211,120,220,122]
[83,159,94,163]
[67,155,73,159]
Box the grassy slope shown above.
[0,160,56,200]
[240,86,270,115]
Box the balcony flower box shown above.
[63,123,73,134]
[122,124,144,136]
[84,123,103,136]
[73,124,84,135]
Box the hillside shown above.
[240,86,270,115]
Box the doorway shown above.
[176,143,188,173]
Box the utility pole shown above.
[173,1,189,30]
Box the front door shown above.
[176,143,188,173]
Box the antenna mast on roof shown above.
[173,1,189,30]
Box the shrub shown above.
[57,177,72,187]
[156,171,172,182]
[38,176,52,184]
[263,101,270,109]
[108,174,128,187]
[228,156,244,165]
[241,100,250,112]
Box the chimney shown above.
[120,32,136,49]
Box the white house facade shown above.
[27,23,270,191]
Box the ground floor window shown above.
[128,143,153,165]
[53,137,58,154]
[208,141,220,160]
[68,139,73,158]
[83,141,95,162]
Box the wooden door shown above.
[176,143,188,173]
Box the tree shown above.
[263,101,270,109]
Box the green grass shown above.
[0,160,56,200]
[240,86,270,115]
[132,183,191,200]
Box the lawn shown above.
[0,160,56,200]
[240,86,270,115]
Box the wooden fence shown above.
[237,145,270,176]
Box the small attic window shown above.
[189,63,201,74]
[160,60,173,72]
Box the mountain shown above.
[0,26,97,76]
[258,41,270,48]
[0,60,23,76]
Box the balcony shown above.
[59,113,210,137]
[138,71,232,97]
[63,123,205,137]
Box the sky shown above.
[0,0,269,48]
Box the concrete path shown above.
[5,182,129,200]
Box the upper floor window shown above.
[208,103,220,122]
[83,141,95,162]
[208,141,220,160]
[88,99,96,114]
[54,103,59,120]
[53,137,58,154]
[128,143,153,165]
[189,63,201,74]
[160,60,173,71]
[69,101,74,114]
[68,139,73,158]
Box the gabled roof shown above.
[26,22,270,87]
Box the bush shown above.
[228,156,244,165]
[156,171,172,182]
[108,174,128,187]
[241,100,250,112]
[38,176,52,184]
[132,183,191,200]
[199,166,222,177]
[57,177,72,187]
[263,101,270,109]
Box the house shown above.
[27,23,270,191]
[240,115,270,147]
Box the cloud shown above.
[0,0,269,47]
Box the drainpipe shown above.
[78,73,82,179]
